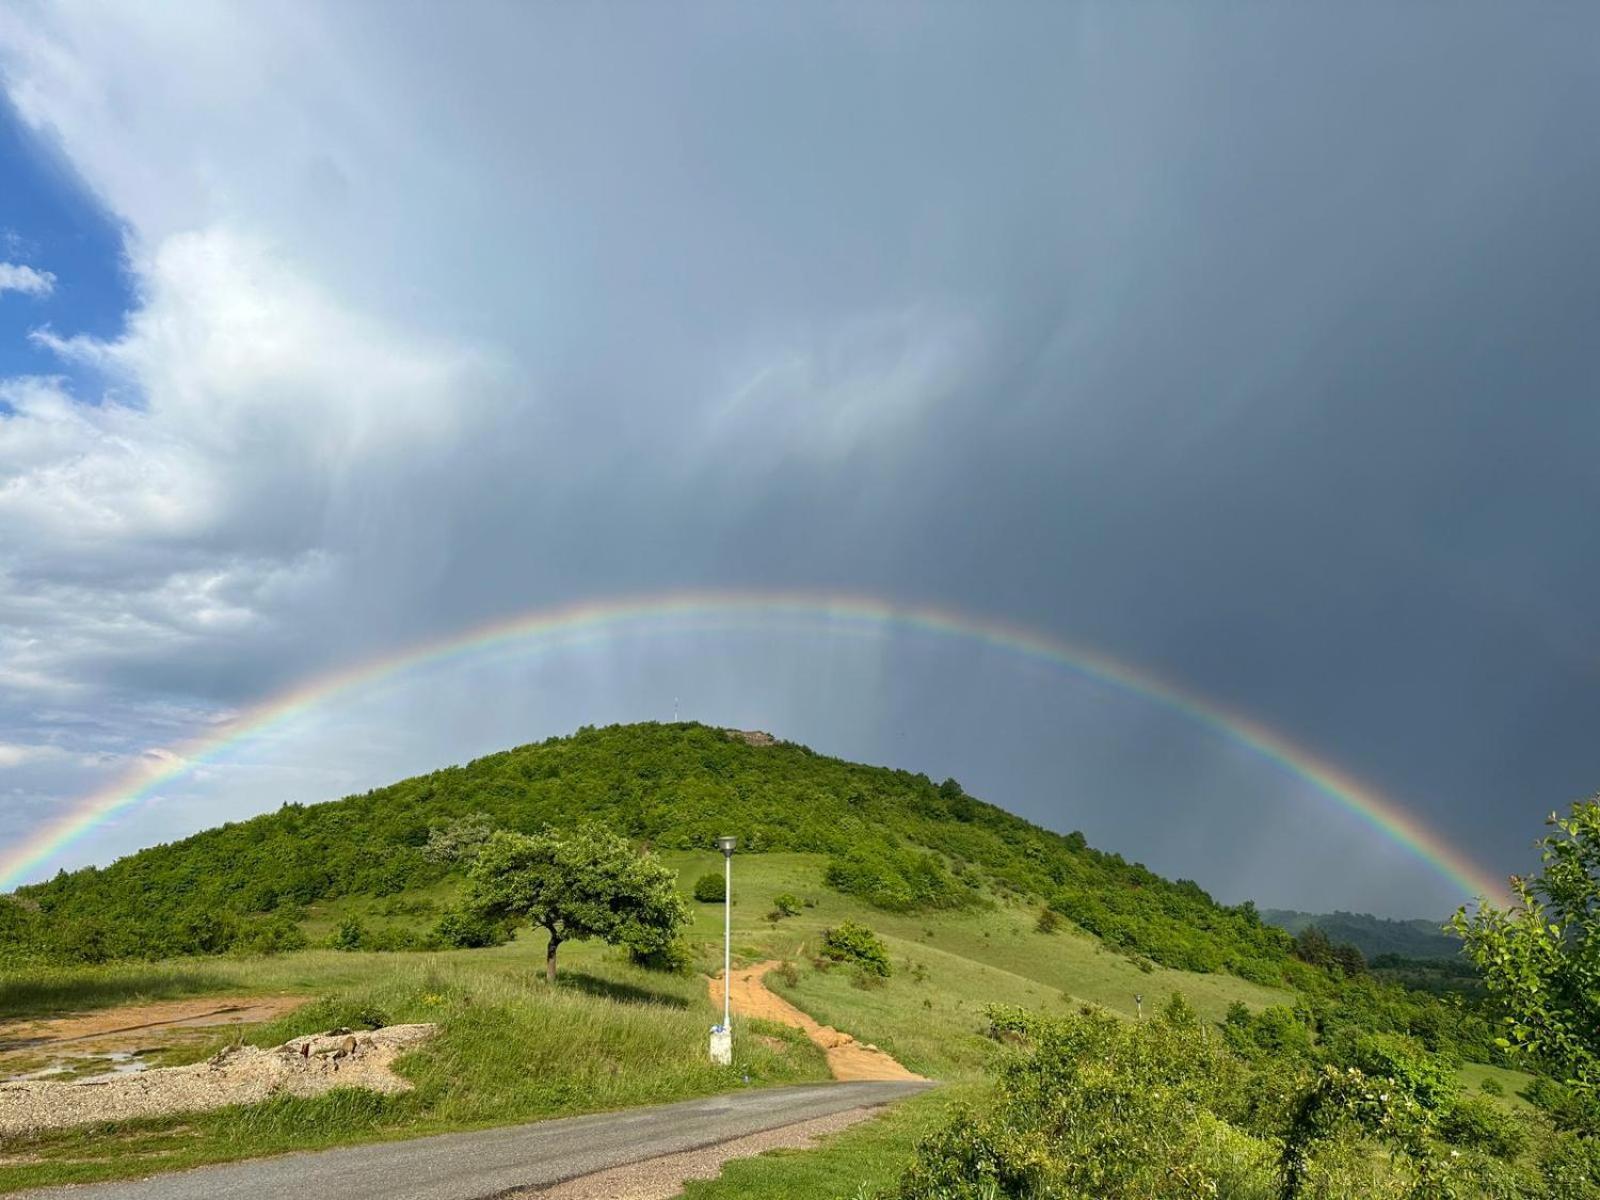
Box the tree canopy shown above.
[1453,799,1600,1091]
[462,823,688,983]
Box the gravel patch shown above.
[0,1024,435,1137]
[521,1105,884,1199]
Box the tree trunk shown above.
[545,931,561,984]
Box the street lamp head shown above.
[716,836,737,856]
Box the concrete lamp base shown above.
[709,1025,732,1066]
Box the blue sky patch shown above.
[0,96,131,391]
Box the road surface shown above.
[15,1080,932,1200]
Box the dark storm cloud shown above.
[1,2,1596,911]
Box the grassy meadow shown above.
[0,851,1295,1193]
[665,851,1290,1081]
[0,939,822,1191]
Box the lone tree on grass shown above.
[1452,799,1600,1092]
[463,824,688,984]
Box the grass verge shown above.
[679,1085,975,1200]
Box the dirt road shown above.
[711,961,925,1082]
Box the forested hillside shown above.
[1263,909,1460,961]
[3,722,1292,978]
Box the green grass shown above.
[666,852,1290,1081]
[0,944,825,1193]
[1457,1061,1538,1112]
[298,879,463,942]
[0,962,244,1020]
[0,852,1295,1194]
[680,1085,977,1200]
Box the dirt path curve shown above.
[711,961,925,1082]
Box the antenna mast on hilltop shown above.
[673,696,679,722]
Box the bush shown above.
[693,872,725,903]
[1035,906,1064,934]
[422,812,497,866]
[363,926,419,952]
[1526,1076,1600,1136]
[433,906,513,949]
[886,1004,1264,1198]
[1222,1002,1313,1062]
[821,921,892,977]
[232,915,308,956]
[1438,1094,1527,1160]
[1479,1076,1505,1097]
[1541,1132,1600,1198]
[1331,1030,1457,1110]
[772,893,802,917]
[629,938,693,974]
[824,843,975,912]
[330,918,367,952]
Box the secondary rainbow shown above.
[0,590,1508,902]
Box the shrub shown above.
[232,915,308,956]
[824,843,975,912]
[433,906,513,949]
[362,926,419,952]
[1438,1094,1527,1160]
[422,812,497,866]
[772,960,799,988]
[1526,1076,1599,1136]
[772,892,802,917]
[629,937,693,974]
[1541,1132,1600,1198]
[1479,1076,1505,1097]
[693,872,725,903]
[1036,906,1063,934]
[886,1005,1262,1198]
[331,918,367,951]
[1223,1003,1313,1062]
[1332,1031,1457,1110]
[821,920,891,977]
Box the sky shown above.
[0,2,1597,918]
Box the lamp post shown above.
[711,835,737,1065]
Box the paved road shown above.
[17,1081,932,1200]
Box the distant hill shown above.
[2,722,1293,983]
[1261,908,1461,961]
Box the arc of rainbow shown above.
[0,590,1508,903]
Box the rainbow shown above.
[0,590,1508,902]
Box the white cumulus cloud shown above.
[0,261,54,296]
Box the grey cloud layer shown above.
[1,2,1596,912]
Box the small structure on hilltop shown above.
[723,729,778,747]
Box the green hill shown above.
[1261,908,1461,961]
[0,721,1544,1196]
[4,722,1291,983]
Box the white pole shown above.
[723,850,732,1031]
